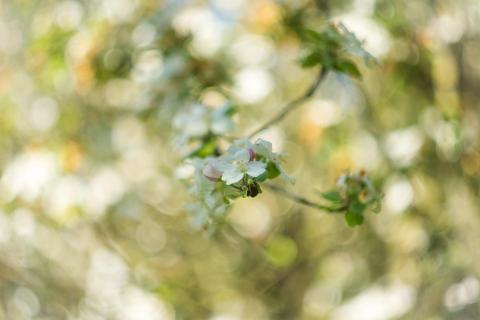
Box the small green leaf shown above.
[345,199,366,227]
[266,162,281,179]
[335,59,362,79]
[189,140,218,158]
[345,209,364,227]
[303,29,322,42]
[222,103,236,116]
[300,52,321,68]
[321,190,343,203]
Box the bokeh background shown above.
[1,0,480,319]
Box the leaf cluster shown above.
[300,23,376,78]
[320,172,382,227]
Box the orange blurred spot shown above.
[298,110,324,148]
[62,141,84,172]
[248,0,282,32]
[74,58,94,94]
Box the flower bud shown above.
[248,148,255,161]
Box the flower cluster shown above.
[320,171,381,227]
[175,23,380,230]
[186,138,293,227]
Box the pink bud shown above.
[248,148,255,161]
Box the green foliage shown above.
[188,138,219,158]
[266,162,281,179]
[300,23,375,78]
[320,172,382,227]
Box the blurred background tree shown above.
[1,0,480,319]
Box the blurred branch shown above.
[265,184,345,213]
[247,68,327,138]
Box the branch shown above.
[265,184,345,213]
[247,68,328,138]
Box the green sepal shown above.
[266,162,281,179]
[255,171,268,182]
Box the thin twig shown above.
[265,184,345,213]
[247,68,328,138]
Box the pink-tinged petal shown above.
[202,162,222,181]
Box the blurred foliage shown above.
[1,0,480,319]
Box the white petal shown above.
[215,161,234,172]
[232,138,253,150]
[234,149,251,162]
[253,139,273,158]
[246,161,266,177]
[222,169,244,185]
[255,138,272,151]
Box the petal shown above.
[246,161,266,177]
[202,163,222,181]
[215,160,234,172]
[222,169,244,185]
[232,138,253,149]
[227,139,252,156]
[255,139,272,151]
[253,139,273,158]
[234,149,251,162]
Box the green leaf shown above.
[300,52,321,68]
[345,210,364,227]
[266,162,281,179]
[303,29,322,42]
[222,103,236,116]
[188,139,217,158]
[345,199,366,227]
[334,59,362,79]
[321,190,343,203]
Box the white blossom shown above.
[184,137,294,227]
[217,149,266,185]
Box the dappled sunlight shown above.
[0,0,480,318]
